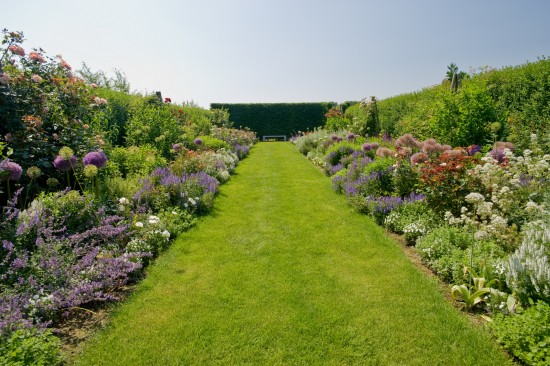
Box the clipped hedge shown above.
[210,103,335,138]
[376,57,550,149]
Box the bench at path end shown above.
[262,135,287,142]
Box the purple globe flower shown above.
[83,151,107,168]
[347,133,356,141]
[0,160,22,181]
[194,138,203,146]
[53,155,77,171]
[361,143,372,152]
[330,135,339,142]
[172,143,181,151]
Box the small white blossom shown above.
[135,221,144,228]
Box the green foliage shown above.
[94,87,142,145]
[384,201,441,236]
[108,145,167,178]
[209,108,233,128]
[377,58,550,148]
[126,104,182,157]
[195,135,230,151]
[345,97,380,136]
[482,57,550,151]
[430,82,500,146]
[0,328,62,366]
[392,162,418,197]
[416,226,506,284]
[491,301,550,365]
[210,102,335,137]
[451,276,499,311]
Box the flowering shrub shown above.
[1,30,106,191]
[135,168,219,213]
[416,226,506,284]
[0,190,144,335]
[211,127,256,147]
[504,217,550,304]
[418,151,480,215]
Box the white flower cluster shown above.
[504,223,550,301]
[450,138,550,246]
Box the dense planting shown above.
[293,126,549,364]
[0,30,256,364]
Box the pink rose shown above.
[8,45,25,57]
[60,59,72,70]
[31,75,43,83]
[0,73,11,85]
[29,52,46,63]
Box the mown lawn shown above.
[74,142,511,365]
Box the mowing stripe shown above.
[75,142,510,365]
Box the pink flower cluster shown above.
[0,73,10,85]
[93,96,108,106]
[29,51,46,63]
[8,45,25,57]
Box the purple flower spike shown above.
[83,151,107,168]
[53,155,77,171]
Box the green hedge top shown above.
[210,102,335,137]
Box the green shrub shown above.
[384,200,441,244]
[126,104,182,157]
[195,135,230,151]
[491,301,550,366]
[0,328,63,366]
[108,145,167,178]
[430,82,500,146]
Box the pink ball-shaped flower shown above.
[410,152,429,166]
[0,160,23,181]
[53,155,77,171]
[82,151,107,168]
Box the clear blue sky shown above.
[2,0,549,108]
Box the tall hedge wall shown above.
[210,102,335,137]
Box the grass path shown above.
[75,142,511,365]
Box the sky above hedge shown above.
[4,0,550,108]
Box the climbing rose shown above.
[29,51,45,63]
[82,151,107,168]
[8,45,25,56]
[31,74,43,83]
[0,73,10,85]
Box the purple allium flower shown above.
[347,133,356,141]
[330,134,339,141]
[395,133,420,148]
[489,148,507,163]
[467,145,482,156]
[83,151,107,168]
[53,155,77,171]
[194,138,203,146]
[361,143,372,152]
[410,152,428,166]
[0,160,23,181]
[172,143,181,151]
[376,147,393,158]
